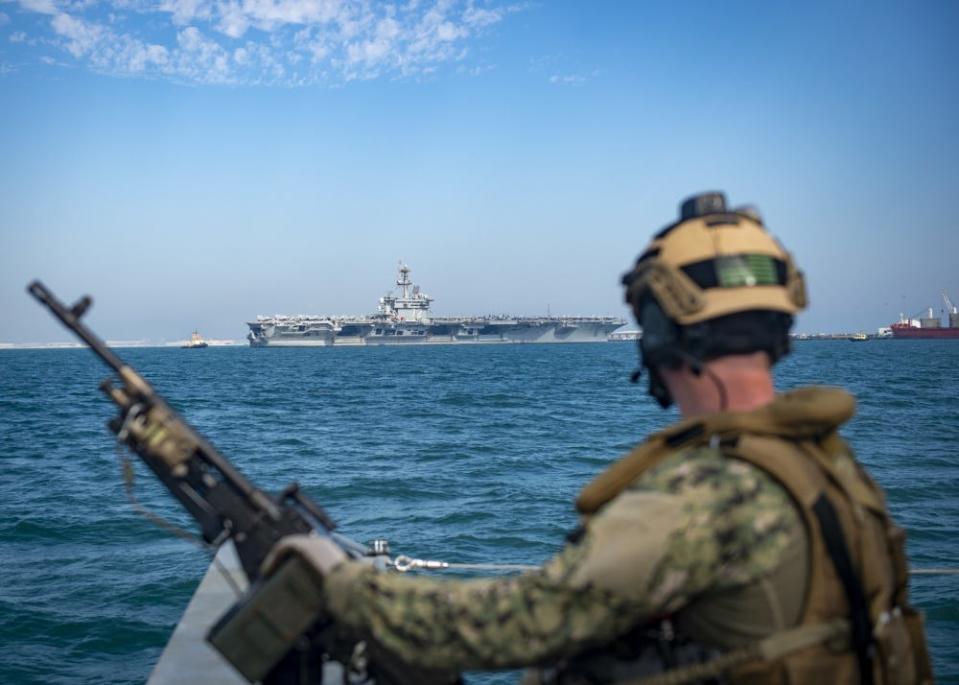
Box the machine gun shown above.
[27,281,457,685]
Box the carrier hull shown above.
[247,263,625,347]
[248,319,623,347]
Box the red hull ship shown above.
[890,323,959,339]
[890,292,959,339]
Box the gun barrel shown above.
[27,280,127,374]
[28,279,284,528]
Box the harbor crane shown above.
[943,290,957,314]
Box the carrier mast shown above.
[398,262,413,300]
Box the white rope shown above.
[391,555,537,573]
[911,568,959,576]
[390,554,958,577]
[444,562,540,571]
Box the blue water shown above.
[1,341,957,683]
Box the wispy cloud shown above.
[530,53,597,87]
[549,68,599,86]
[549,73,583,85]
[5,0,524,85]
[18,0,58,15]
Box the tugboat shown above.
[181,331,209,349]
[848,332,869,342]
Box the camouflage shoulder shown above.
[629,444,775,497]
[627,445,807,590]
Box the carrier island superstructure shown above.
[247,263,626,347]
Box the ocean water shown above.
[1,340,957,684]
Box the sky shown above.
[1,1,957,343]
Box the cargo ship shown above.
[247,263,626,347]
[890,291,959,339]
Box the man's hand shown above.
[261,534,348,579]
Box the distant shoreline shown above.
[0,340,245,351]
[0,335,901,350]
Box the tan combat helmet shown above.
[622,192,808,407]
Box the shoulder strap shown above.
[730,434,876,685]
[811,494,875,685]
[798,437,886,516]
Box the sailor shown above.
[265,192,933,684]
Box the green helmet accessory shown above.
[622,192,808,408]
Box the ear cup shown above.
[637,299,680,407]
[638,299,679,369]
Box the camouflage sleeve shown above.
[323,448,804,671]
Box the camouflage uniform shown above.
[313,192,930,682]
[324,445,807,675]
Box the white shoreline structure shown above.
[247,262,627,347]
[0,340,243,350]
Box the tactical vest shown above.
[566,387,933,685]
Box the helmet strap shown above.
[647,367,673,409]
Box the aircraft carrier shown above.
[247,263,625,347]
